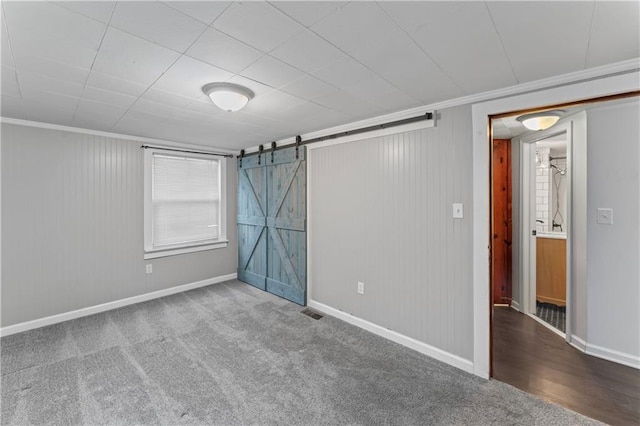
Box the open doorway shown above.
[491,112,578,341]
[532,134,568,334]
[519,124,573,339]
[488,93,640,425]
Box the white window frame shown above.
[144,148,227,260]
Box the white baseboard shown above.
[569,334,639,369]
[569,334,587,352]
[0,273,237,337]
[510,300,521,312]
[585,342,640,370]
[527,313,566,339]
[308,300,474,374]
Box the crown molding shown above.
[0,117,237,154]
[241,58,640,155]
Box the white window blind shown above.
[152,154,220,248]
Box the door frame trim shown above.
[518,120,574,342]
[472,70,639,379]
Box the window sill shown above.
[144,240,229,260]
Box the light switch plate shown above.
[597,208,613,225]
[453,203,464,219]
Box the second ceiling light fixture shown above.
[517,110,564,131]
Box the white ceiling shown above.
[536,136,566,155]
[1,1,639,150]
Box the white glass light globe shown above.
[209,91,249,112]
[202,83,254,112]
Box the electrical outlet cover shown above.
[597,208,613,225]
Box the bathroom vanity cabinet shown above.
[536,235,566,306]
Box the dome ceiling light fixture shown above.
[516,110,564,131]
[202,82,254,112]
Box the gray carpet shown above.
[1,280,600,425]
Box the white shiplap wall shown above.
[309,105,474,362]
[1,123,238,327]
[586,99,640,365]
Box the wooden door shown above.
[237,146,307,305]
[492,139,513,305]
[266,147,306,305]
[237,155,268,289]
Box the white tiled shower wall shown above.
[549,157,567,232]
[535,147,550,232]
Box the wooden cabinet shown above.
[536,237,566,306]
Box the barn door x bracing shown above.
[237,146,306,305]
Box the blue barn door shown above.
[266,147,306,305]
[237,146,306,305]
[237,155,267,290]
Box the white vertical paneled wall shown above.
[586,99,640,365]
[1,123,238,327]
[309,105,474,362]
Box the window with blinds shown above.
[144,149,227,259]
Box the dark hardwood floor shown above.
[492,307,640,425]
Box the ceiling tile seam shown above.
[105,24,190,56]
[199,70,363,121]
[213,17,310,83]
[28,10,218,91]
[261,1,308,53]
[181,51,270,82]
[305,97,370,118]
[483,1,520,85]
[280,69,344,94]
[237,55,310,89]
[240,62,640,153]
[207,1,238,27]
[163,4,291,86]
[231,52,313,90]
[267,1,305,28]
[241,2,352,89]
[144,66,302,113]
[262,78,379,116]
[52,1,113,26]
[177,1,276,76]
[84,23,269,83]
[107,17,218,133]
[583,1,597,69]
[228,32,354,93]
[267,1,345,29]
[374,1,464,97]
[301,40,411,102]
[180,37,368,119]
[210,2,306,57]
[1,6,23,100]
[160,1,231,26]
[296,4,428,105]
[182,3,356,101]
[70,2,117,126]
[60,5,222,62]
